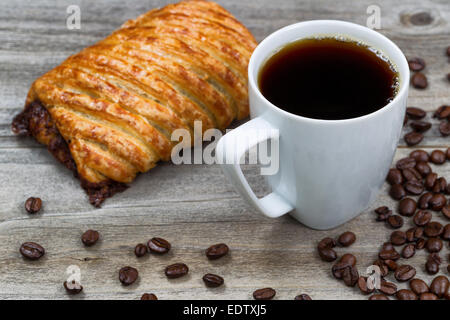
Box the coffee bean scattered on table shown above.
[165,263,189,279]
[387,215,404,229]
[434,105,450,119]
[406,107,426,120]
[410,120,431,132]
[119,266,139,286]
[429,276,449,298]
[409,278,429,295]
[401,244,416,259]
[202,273,224,288]
[317,237,337,262]
[439,121,450,136]
[134,243,148,257]
[430,150,446,164]
[337,231,356,247]
[398,198,416,216]
[407,58,426,71]
[404,131,424,146]
[411,72,428,89]
[19,242,45,260]
[294,294,312,300]
[25,197,42,214]
[81,229,99,247]
[420,292,438,300]
[141,293,158,300]
[426,238,443,253]
[426,253,441,275]
[374,206,392,221]
[357,277,375,295]
[205,243,229,260]
[63,280,83,294]
[379,280,397,295]
[396,289,417,300]
[148,237,171,254]
[390,231,406,246]
[394,265,416,282]
[253,288,276,300]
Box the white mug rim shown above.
[248,20,410,125]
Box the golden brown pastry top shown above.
[25,0,257,185]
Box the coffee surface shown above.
[258,37,399,120]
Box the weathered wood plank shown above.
[0,0,448,300]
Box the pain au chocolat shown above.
[12,0,256,206]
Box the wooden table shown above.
[0,0,448,300]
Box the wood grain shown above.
[0,0,449,300]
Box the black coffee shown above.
[258,37,399,120]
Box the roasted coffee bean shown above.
[442,224,450,240]
[411,72,428,89]
[379,280,397,295]
[404,131,423,146]
[434,105,450,119]
[332,254,357,279]
[424,221,444,237]
[406,227,423,242]
[396,157,416,170]
[342,266,359,287]
[415,238,426,250]
[443,205,450,219]
[373,259,389,277]
[63,280,83,295]
[440,121,450,136]
[379,248,400,261]
[294,294,312,300]
[205,243,229,260]
[430,150,446,164]
[374,206,392,221]
[398,198,417,217]
[381,241,394,251]
[357,276,375,294]
[404,180,424,195]
[401,244,416,259]
[402,168,421,182]
[19,242,45,260]
[406,107,426,120]
[426,238,443,253]
[407,58,426,72]
[425,173,438,190]
[148,237,171,254]
[395,265,416,282]
[253,288,276,300]
[419,293,438,300]
[413,210,432,226]
[386,169,403,185]
[385,260,398,271]
[387,215,404,229]
[119,266,139,286]
[369,294,389,300]
[410,120,431,132]
[165,263,189,279]
[410,149,430,162]
[409,278,429,295]
[337,231,356,247]
[81,230,99,247]
[429,275,449,298]
[389,184,406,200]
[317,237,338,262]
[426,260,440,275]
[415,161,431,177]
[418,192,433,209]
[202,273,224,288]
[134,243,148,257]
[391,231,407,246]
[141,293,158,300]
[433,177,447,193]
[25,197,42,214]
[396,289,417,300]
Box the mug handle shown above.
[215,117,294,218]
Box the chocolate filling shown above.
[12,101,128,207]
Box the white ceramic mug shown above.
[215,20,409,230]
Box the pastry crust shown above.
[12,0,256,206]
